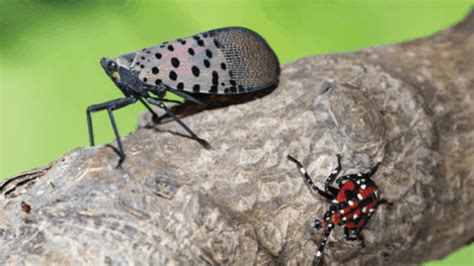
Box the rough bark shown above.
[1,10,473,266]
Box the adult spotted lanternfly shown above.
[288,154,387,266]
[87,27,280,167]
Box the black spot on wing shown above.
[155,53,162,59]
[188,48,195,56]
[169,71,177,81]
[152,67,159,74]
[204,59,210,68]
[205,49,213,58]
[192,66,200,77]
[177,82,184,90]
[193,84,200,92]
[193,35,205,46]
[209,85,218,93]
[212,71,219,85]
[171,57,180,68]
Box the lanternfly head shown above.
[100,55,145,97]
[100,57,120,81]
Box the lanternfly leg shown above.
[378,199,392,206]
[143,98,187,123]
[139,98,160,122]
[313,211,331,230]
[145,97,209,147]
[313,224,334,266]
[169,89,203,105]
[337,162,381,185]
[287,155,334,200]
[106,108,125,167]
[359,162,380,179]
[325,154,341,195]
[86,97,137,167]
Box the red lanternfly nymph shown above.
[86,27,280,167]
[288,154,387,266]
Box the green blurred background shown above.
[0,0,473,264]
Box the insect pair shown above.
[87,26,387,265]
[87,27,280,167]
[288,154,388,266]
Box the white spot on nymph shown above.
[353,214,358,219]
[332,199,338,204]
[361,184,367,189]
[340,209,345,214]
[300,168,306,174]
[357,173,362,177]
[316,251,322,257]
[362,207,367,213]
[357,194,363,200]
[356,180,361,184]
[348,200,354,206]
[342,217,347,221]
[328,224,333,228]
[326,217,330,220]
[332,170,338,174]
[369,208,375,213]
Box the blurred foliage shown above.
[0,1,473,265]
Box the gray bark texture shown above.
[1,10,473,266]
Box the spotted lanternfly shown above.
[288,155,387,266]
[87,27,280,167]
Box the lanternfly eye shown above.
[107,61,117,71]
